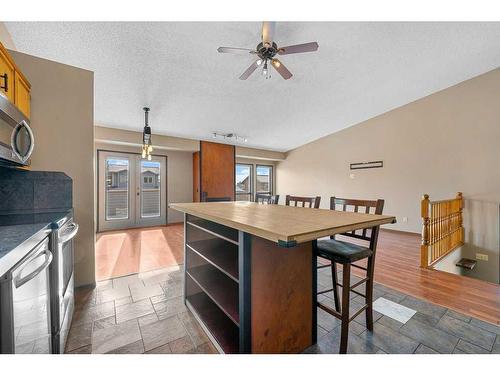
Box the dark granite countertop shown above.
[0,210,72,277]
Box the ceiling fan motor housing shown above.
[256,42,279,60]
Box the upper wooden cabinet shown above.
[0,41,31,118]
[14,72,31,118]
[0,46,15,103]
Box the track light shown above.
[212,132,248,144]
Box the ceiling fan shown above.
[217,22,319,80]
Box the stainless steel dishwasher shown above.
[0,237,53,353]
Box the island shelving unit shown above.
[184,214,248,353]
[172,202,396,354]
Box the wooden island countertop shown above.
[170,201,396,246]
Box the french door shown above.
[98,151,167,232]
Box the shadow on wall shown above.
[433,199,500,284]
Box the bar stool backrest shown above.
[255,193,280,205]
[330,197,384,247]
[285,195,321,208]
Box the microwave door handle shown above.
[59,223,79,244]
[14,249,53,289]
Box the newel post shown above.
[420,194,430,267]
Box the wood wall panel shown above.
[200,141,235,200]
[251,236,313,353]
[193,151,200,202]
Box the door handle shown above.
[0,73,8,92]
[14,249,53,288]
[59,223,79,244]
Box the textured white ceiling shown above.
[5,22,500,151]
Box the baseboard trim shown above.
[380,227,420,236]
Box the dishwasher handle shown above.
[59,222,79,244]
[14,249,53,289]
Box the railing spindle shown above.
[420,192,464,267]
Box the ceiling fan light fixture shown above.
[142,107,153,160]
[217,22,318,80]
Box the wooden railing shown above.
[421,192,464,267]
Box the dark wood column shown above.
[199,141,235,200]
[250,236,314,353]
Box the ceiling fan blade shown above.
[278,42,319,55]
[261,21,276,44]
[217,47,256,55]
[271,59,292,80]
[239,59,263,80]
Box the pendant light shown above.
[141,107,153,160]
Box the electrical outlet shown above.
[476,253,488,261]
[402,217,408,223]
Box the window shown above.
[143,176,153,184]
[235,164,253,201]
[256,165,273,195]
[105,158,129,220]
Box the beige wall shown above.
[95,141,192,224]
[95,126,199,152]
[236,146,285,161]
[10,51,95,287]
[0,23,15,49]
[276,68,500,233]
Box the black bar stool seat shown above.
[315,197,385,354]
[316,239,372,264]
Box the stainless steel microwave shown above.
[0,93,34,167]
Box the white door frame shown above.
[98,150,167,232]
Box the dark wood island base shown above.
[172,201,395,354]
[183,213,315,354]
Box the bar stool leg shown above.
[340,263,351,354]
[365,255,375,331]
[330,261,340,312]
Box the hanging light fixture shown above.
[141,107,153,160]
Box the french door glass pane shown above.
[236,164,252,201]
[141,160,161,218]
[105,158,129,220]
[256,165,272,194]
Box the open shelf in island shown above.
[186,237,239,281]
[185,291,239,354]
[186,261,239,324]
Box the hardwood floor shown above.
[95,224,184,281]
[323,230,500,325]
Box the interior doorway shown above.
[97,150,167,232]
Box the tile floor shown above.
[65,264,500,354]
[66,266,217,354]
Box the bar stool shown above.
[315,197,384,353]
[255,193,280,204]
[285,195,321,208]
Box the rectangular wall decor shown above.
[350,161,383,170]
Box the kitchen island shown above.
[170,201,396,354]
